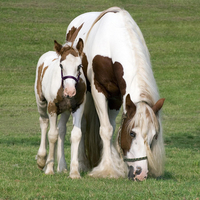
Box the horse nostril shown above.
[135,166,142,175]
[128,166,135,180]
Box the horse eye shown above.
[130,131,136,138]
[60,64,63,69]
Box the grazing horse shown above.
[34,27,87,178]
[65,7,165,181]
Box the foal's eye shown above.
[130,131,136,138]
[60,64,63,69]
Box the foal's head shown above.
[54,38,84,98]
[119,94,165,181]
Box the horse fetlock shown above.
[100,125,113,141]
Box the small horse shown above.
[34,27,87,178]
[65,7,165,181]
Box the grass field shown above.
[0,0,200,199]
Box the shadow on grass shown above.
[0,136,71,147]
[164,128,200,150]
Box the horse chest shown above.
[55,79,86,114]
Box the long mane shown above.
[116,9,165,177]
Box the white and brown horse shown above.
[34,27,87,178]
[65,7,165,181]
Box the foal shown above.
[34,38,86,178]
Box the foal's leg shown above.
[45,113,58,175]
[36,99,49,170]
[57,111,70,173]
[89,87,119,178]
[69,102,85,179]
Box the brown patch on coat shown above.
[52,58,58,62]
[51,78,86,115]
[37,63,48,101]
[48,101,58,115]
[92,55,126,110]
[82,53,91,92]
[66,23,84,44]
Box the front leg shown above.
[45,112,58,175]
[89,86,123,178]
[69,101,85,179]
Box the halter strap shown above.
[61,64,82,88]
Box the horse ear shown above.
[126,94,136,118]
[54,40,62,55]
[76,38,84,56]
[152,98,165,114]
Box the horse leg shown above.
[69,101,85,179]
[89,87,119,178]
[78,116,90,172]
[57,111,70,173]
[45,113,58,175]
[36,98,49,170]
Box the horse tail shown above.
[82,92,102,168]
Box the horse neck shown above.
[117,11,159,111]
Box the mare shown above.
[64,7,165,181]
[34,27,87,178]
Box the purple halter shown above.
[61,64,82,88]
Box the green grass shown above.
[0,0,200,199]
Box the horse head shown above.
[118,94,165,181]
[54,38,84,98]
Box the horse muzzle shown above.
[128,166,147,181]
[63,87,76,98]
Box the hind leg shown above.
[57,111,70,173]
[78,116,90,172]
[36,99,49,170]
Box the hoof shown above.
[69,172,81,179]
[36,155,47,170]
[45,170,54,175]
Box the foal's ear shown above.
[54,40,62,55]
[126,94,136,118]
[76,38,84,56]
[152,98,165,114]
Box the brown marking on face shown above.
[60,46,79,62]
[37,63,48,101]
[120,115,136,155]
[119,95,137,155]
[92,55,126,110]
[51,78,86,115]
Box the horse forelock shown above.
[60,45,79,62]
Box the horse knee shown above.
[100,125,113,141]
[71,127,82,143]
[48,128,58,143]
